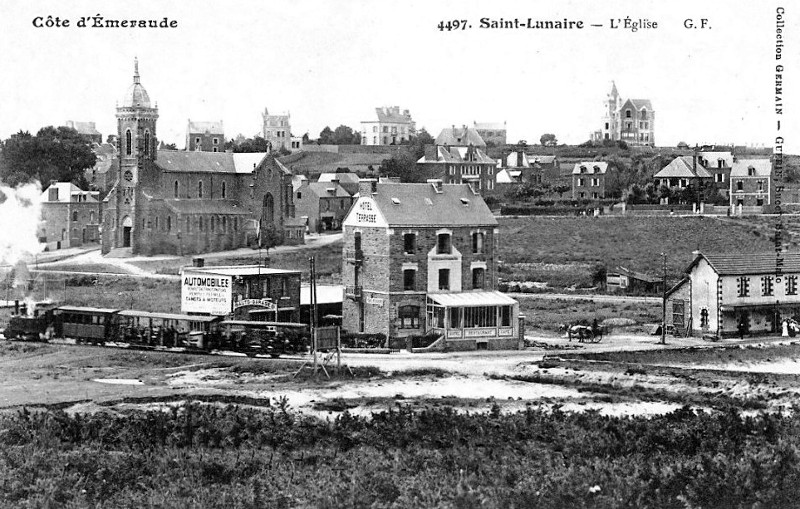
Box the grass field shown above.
[498,215,782,288]
[518,297,661,334]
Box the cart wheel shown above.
[585,330,595,343]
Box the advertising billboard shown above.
[181,270,233,315]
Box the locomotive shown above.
[2,303,309,357]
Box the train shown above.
[2,303,310,358]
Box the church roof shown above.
[121,58,152,108]
[157,150,273,174]
[165,199,251,215]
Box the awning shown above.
[427,291,517,307]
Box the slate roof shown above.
[418,146,495,164]
[302,182,351,198]
[369,182,497,227]
[164,199,250,215]
[730,159,772,178]
[187,120,224,135]
[610,266,661,283]
[531,155,557,165]
[66,121,101,136]
[572,162,608,175]
[505,152,530,168]
[473,122,506,131]
[157,150,271,174]
[318,172,360,194]
[374,107,413,124]
[654,157,712,179]
[40,183,99,203]
[698,151,734,168]
[434,126,486,148]
[623,98,653,111]
[495,169,521,183]
[690,252,800,275]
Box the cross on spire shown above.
[133,57,140,84]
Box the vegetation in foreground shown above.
[1,404,800,508]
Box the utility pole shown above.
[661,252,667,345]
[309,256,318,374]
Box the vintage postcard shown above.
[0,0,798,507]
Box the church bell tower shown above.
[113,58,158,253]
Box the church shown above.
[101,60,301,256]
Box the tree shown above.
[378,153,427,183]
[540,133,557,146]
[552,184,571,199]
[0,126,96,187]
[230,136,271,153]
[318,126,334,145]
[406,128,435,159]
[332,125,360,145]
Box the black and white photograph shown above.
[0,0,799,506]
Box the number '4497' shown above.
[438,19,468,31]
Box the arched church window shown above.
[198,181,204,198]
[222,181,226,199]
[167,216,171,231]
[222,216,227,232]
[199,216,204,231]
[174,181,179,198]
[186,217,191,233]
[144,130,150,156]
[262,193,275,224]
[126,130,132,155]
[211,216,215,232]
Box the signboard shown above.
[234,298,277,311]
[181,270,233,315]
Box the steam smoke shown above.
[0,181,45,308]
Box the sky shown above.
[0,0,797,152]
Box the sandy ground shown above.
[2,334,800,419]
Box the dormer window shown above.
[748,166,756,176]
[626,109,632,118]
[593,166,600,173]
[437,233,451,254]
[640,109,647,120]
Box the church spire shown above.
[610,80,618,97]
[133,57,140,84]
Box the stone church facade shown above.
[102,60,297,256]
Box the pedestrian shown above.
[737,318,746,340]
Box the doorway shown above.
[122,216,133,248]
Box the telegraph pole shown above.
[661,253,667,345]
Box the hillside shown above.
[497,215,790,288]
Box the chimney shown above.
[359,178,378,196]
[331,178,340,186]
[427,178,443,193]
[192,257,205,268]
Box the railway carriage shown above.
[53,306,119,344]
[114,310,222,349]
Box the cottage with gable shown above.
[666,251,800,338]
